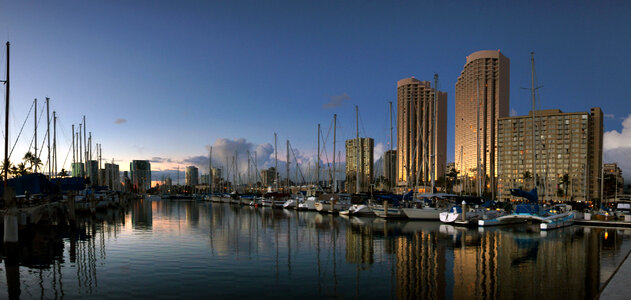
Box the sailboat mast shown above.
[83,116,86,172]
[432,74,437,193]
[317,123,320,190]
[46,97,51,177]
[332,114,337,193]
[3,42,9,186]
[530,52,537,195]
[274,133,278,192]
[286,140,290,191]
[53,111,57,178]
[389,101,393,192]
[208,146,213,194]
[34,98,38,173]
[355,105,360,194]
[477,76,481,197]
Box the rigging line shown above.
[8,99,35,159]
[358,109,368,138]
[289,141,306,184]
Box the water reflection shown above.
[1,200,630,299]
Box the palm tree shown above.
[23,151,42,173]
[16,162,29,177]
[560,173,570,201]
[0,159,15,179]
[9,165,18,177]
[523,171,532,190]
[58,168,69,177]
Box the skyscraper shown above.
[130,160,151,192]
[455,50,510,195]
[185,166,199,186]
[396,77,447,190]
[345,137,374,193]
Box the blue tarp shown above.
[50,177,86,192]
[0,173,59,196]
[510,188,538,203]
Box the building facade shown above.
[383,150,397,191]
[86,160,98,185]
[397,77,447,190]
[185,166,199,186]
[130,160,151,192]
[71,162,84,178]
[497,108,603,202]
[104,163,121,191]
[455,50,510,195]
[260,167,278,187]
[345,137,374,193]
[604,163,624,201]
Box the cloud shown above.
[150,156,173,163]
[604,113,615,119]
[510,109,518,117]
[603,114,631,184]
[374,142,386,160]
[114,118,127,124]
[323,93,351,109]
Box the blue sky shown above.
[1,0,630,182]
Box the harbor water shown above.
[2,198,631,299]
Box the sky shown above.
[0,0,630,184]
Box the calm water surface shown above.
[1,199,631,299]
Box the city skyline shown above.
[1,1,630,184]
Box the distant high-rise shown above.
[383,150,397,191]
[130,160,151,192]
[455,50,510,195]
[104,163,121,191]
[345,137,374,193]
[397,77,447,190]
[261,167,278,187]
[185,166,199,186]
[86,160,98,185]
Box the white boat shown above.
[440,206,504,224]
[401,206,443,220]
[298,196,317,211]
[283,199,297,209]
[372,204,406,219]
[343,204,374,216]
[539,204,575,230]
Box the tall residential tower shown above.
[455,50,510,195]
[397,77,447,190]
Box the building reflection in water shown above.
[1,199,630,299]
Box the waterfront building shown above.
[397,77,447,189]
[260,167,278,187]
[345,137,374,193]
[130,160,151,192]
[455,50,510,195]
[497,108,603,202]
[185,166,199,186]
[86,160,98,185]
[71,162,85,178]
[104,163,121,191]
[383,150,397,191]
[604,163,624,202]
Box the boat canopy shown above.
[510,188,538,203]
[1,173,60,196]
